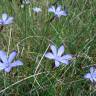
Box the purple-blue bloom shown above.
[48,5,67,17]
[0,13,13,25]
[45,45,72,67]
[84,67,96,82]
[0,50,23,73]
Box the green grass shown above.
[0,0,96,95]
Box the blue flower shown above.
[48,5,67,18]
[84,67,96,82]
[45,45,72,67]
[0,50,23,73]
[0,13,14,25]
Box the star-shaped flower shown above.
[45,45,72,67]
[84,67,96,82]
[33,7,42,13]
[48,5,67,17]
[0,13,14,25]
[0,50,23,73]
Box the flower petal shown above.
[50,45,57,56]
[56,5,61,12]
[60,59,69,65]
[84,73,91,79]
[57,45,64,56]
[0,50,7,62]
[8,51,17,63]
[45,52,54,59]
[92,73,96,81]
[4,17,13,25]
[84,73,94,82]
[57,11,67,17]
[92,73,96,77]
[0,19,3,24]
[11,60,23,67]
[2,13,8,21]
[4,67,12,73]
[55,60,60,67]
[90,67,94,74]
[61,11,67,16]
[48,6,55,13]
[61,54,72,60]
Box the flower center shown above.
[5,62,10,68]
[55,56,61,62]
